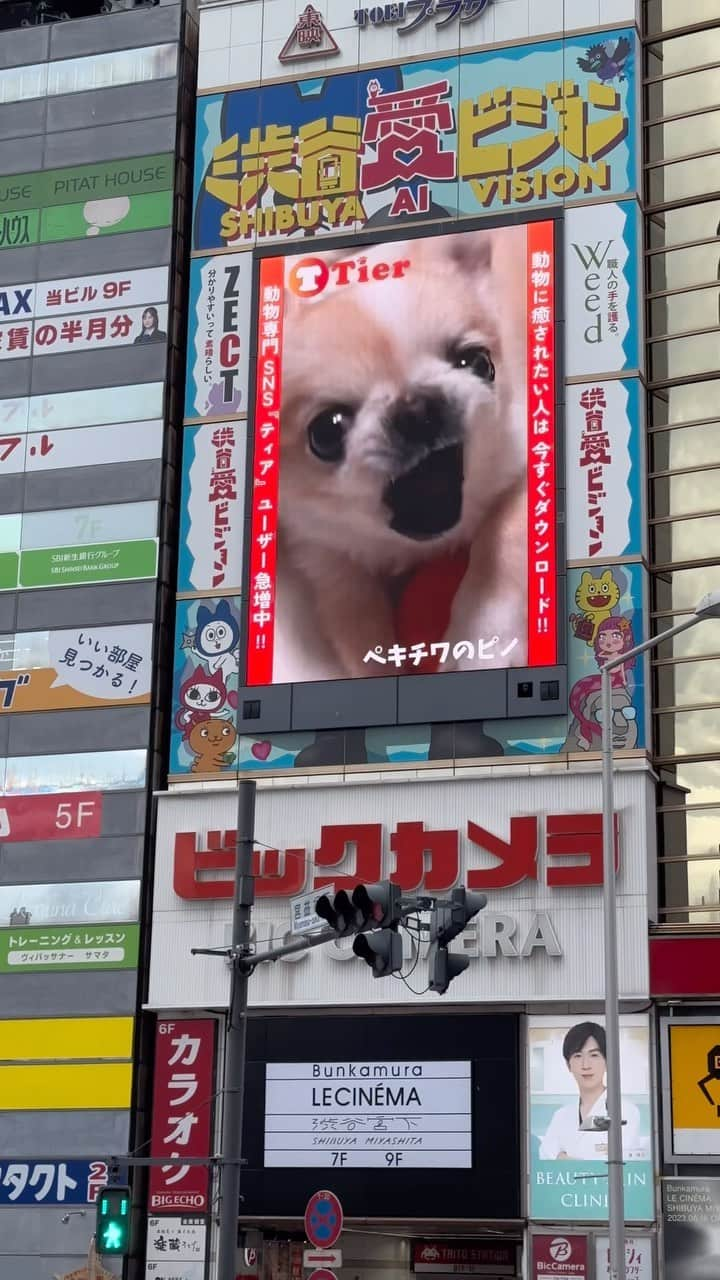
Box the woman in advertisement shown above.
[539,1021,641,1160]
[134,305,166,344]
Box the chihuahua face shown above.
[279,230,526,575]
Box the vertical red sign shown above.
[532,1234,588,1279]
[246,255,285,685]
[148,1018,216,1212]
[526,220,557,667]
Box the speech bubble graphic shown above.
[48,623,152,701]
[83,196,131,236]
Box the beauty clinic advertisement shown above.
[528,1015,653,1222]
[247,221,557,685]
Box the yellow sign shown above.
[0,1016,133,1111]
[668,1022,720,1156]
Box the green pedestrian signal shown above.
[96,1185,131,1256]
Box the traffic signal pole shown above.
[216,779,256,1280]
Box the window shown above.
[2,749,147,793]
[0,44,176,106]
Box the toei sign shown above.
[173,812,619,901]
[247,220,557,686]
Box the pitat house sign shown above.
[354,0,491,32]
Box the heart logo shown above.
[251,741,272,761]
[395,147,422,168]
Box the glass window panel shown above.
[661,808,720,859]
[0,634,13,671]
[656,706,720,757]
[650,380,720,425]
[648,241,720,293]
[646,1,720,33]
[0,44,178,104]
[648,203,720,251]
[647,28,720,77]
[653,513,720,565]
[0,514,22,554]
[11,631,50,669]
[648,67,720,118]
[650,423,720,470]
[660,759,720,806]
[656,658,720,709]
[20,501,157,550]
[0,62,47,105]
[650,286,720,337]
[652,467,720,517]
[648,155,720,206]
[28,382,164,431]
[649,331,720,381]
[647,108,720,165]
[3,748,147,793]
[653,617,720,660]
[654,565,720,613]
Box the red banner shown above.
[148,1018,216,1212]
[246,255,284,685]
[0,792,102,842]
[526,220,557,666]
[532,1235,588,1279]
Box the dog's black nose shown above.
[387,389,448,448]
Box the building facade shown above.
[0,0,195,1276]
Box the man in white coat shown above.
[539,1021,642,1160]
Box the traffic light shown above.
[315,881,402,935]
[428,887,487,995]
[96,1185,131,1256]
[353,928,403,977]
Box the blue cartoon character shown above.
[577,37,631,83]
[191,599,240,682]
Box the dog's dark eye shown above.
[307,406,352,463]
[452,344,495,381]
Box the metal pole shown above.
[600,661,624,1280]
[216,779,256,1280]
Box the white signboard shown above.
[0,421,163,476]
[595,1237,652,1280]
[264,1060,471,1168]
[0,879,140,927]
[291,885,334,936]
[565,202,640,377]
[146,1215,207,1280]
[148,770,653,1009]
[565,380,642,561]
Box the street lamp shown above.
[600,588,720,1280]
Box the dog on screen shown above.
[276,229,528,679]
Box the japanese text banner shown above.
[193,29,637,251]
[149,1019,216,1213]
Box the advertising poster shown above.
[192,29,637,250]
[664,1020,720,1159]
[595,1236,652,1280]
[664,1178,720,1280]
[565,379,643,562]
[0,1159,112,1206]
[528,1014,653,1222]
[0,923,139,973]
[0,150,174,252]
[178,423,246,593]
[146,1216,207,1280]
[247,220,557,685]
[565,562,646,754]
[184,253,253,420]
[0,421,164,477]
[148,1019,216,1212]
[0,539,158,592]
[0,792,102,842]
[0,880,140,928]
[532,1234,587,1278]
[0,305,169,361]
[565,201,641,377]
[170,596,241,777]
[0,622,152,713]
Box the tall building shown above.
[0,0,195,1275]
[2,0,720,1278]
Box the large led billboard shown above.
[247,219,557,686]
